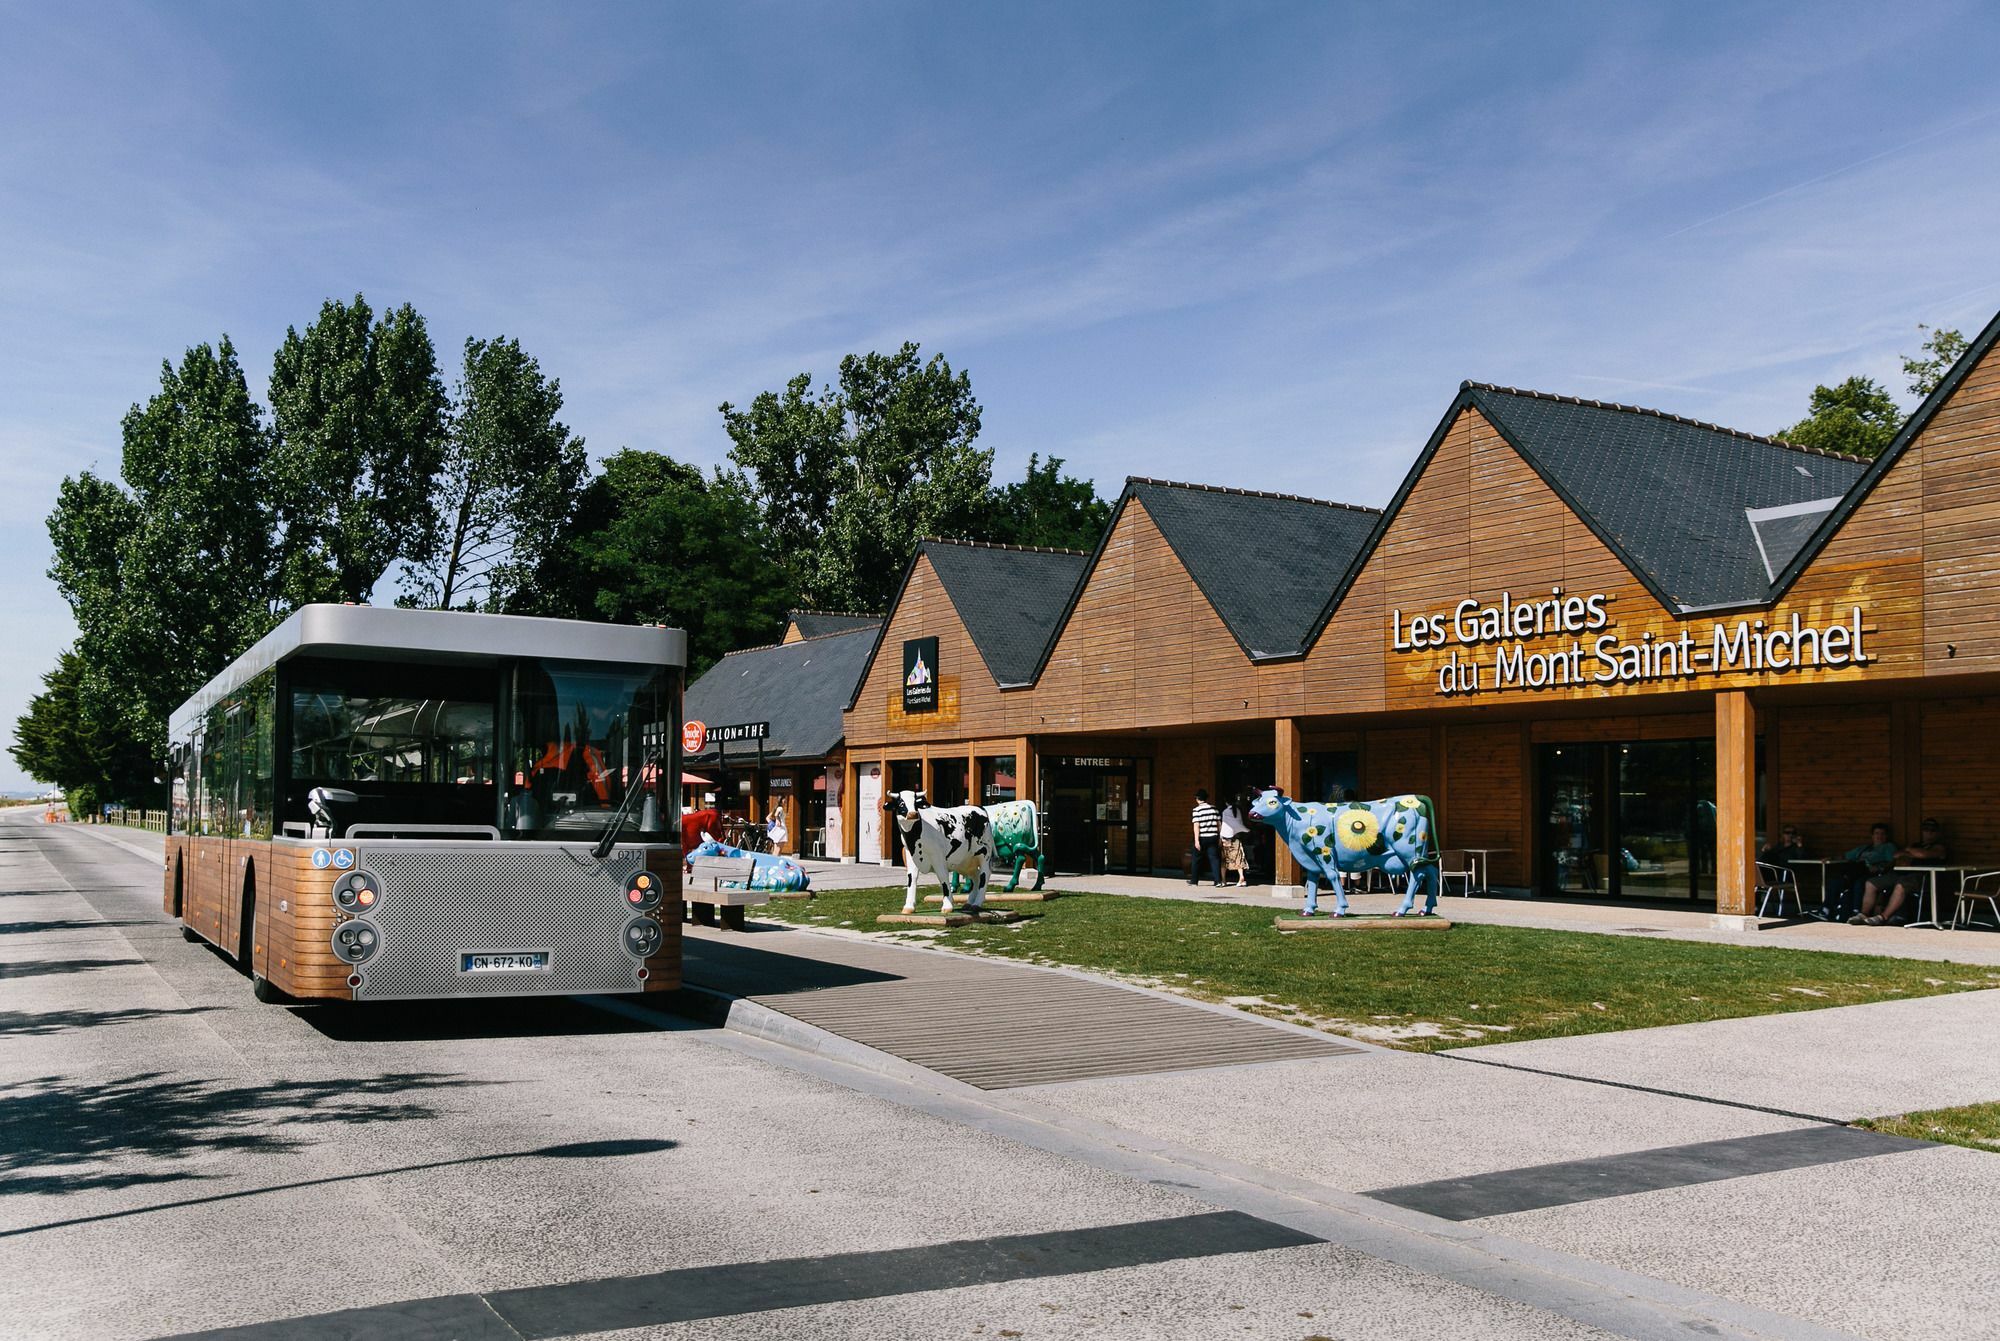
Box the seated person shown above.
[1832,823,1896,923]
[1758,825,1807,867]
[1856,818,1949,926]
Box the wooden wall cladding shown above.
[1441,722,1529,886]
[1775,704,1892,854]
[1918,697,2000,863]
[842,339,2000,755]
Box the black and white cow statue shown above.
[884,789,995,915]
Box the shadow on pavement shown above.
[0,1005,217,1037]
[0,957,143,980]
[680,937,903,998]
[300,996,663,1043]
[0,1069,486,1195]
[0,918,147,936]
[0,1137,678,1240]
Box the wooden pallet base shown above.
[878,910,1025,927]
[1274,915,1453,931]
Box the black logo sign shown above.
[709,721,769,744]
[902,637,939,712]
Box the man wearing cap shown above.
[1855,818,1949,926]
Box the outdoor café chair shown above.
[1755,861,1806,919]
[1438,849,1475,897]
[1950,869,2000,931]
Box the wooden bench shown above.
[686,855,772,931]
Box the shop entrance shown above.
[1043,757,1140,875]
[1537,739,1722,901]
[887,760,924,863]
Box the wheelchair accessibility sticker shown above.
[313,848,357,870]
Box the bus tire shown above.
[237,864,257,973]
[251,974,289,1005]
[180,925,200,943]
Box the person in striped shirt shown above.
[1190,790,1222,887]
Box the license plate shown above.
[462,952,549,973]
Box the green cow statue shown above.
[948,798,1044,894]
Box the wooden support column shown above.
[920,753,935,801]
[841,754,859,861]
[1715,691,1757,919]
[1889,700,1922,843]
[967,747,979,805]
[1274,717,1303,890]
[1015,737,1038,805]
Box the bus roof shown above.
[169,604,687,737]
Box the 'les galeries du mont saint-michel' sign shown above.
[1390,587,1870,697]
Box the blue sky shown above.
[5,1,2000,791]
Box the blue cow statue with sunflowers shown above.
[686,837,812,893]
[1247,787,1441,917]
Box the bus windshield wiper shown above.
[592,748,664,861]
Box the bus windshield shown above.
[506,659,672,840]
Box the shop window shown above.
[979,755,1016,804]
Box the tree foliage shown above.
[982,453,1112,551]
[1774,375,1902,460]
[1901,324,1970,401]
[721,343,992,612]
[402,337,588,611]
[269,295,449,604]
[532,450,795,674]
[9,650,155,809]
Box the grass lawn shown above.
[1858,1101,2000,1154]
[747,887,2000,1052]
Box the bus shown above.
[164,604,686,1003]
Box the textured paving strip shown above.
[683,926,1357,1087]
[1361,1125,1933,1221]
[164,1211,1317,1340]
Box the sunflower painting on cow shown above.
[1247,788,1442,917]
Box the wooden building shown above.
[683,612,879,858]
[838,308,2000,920]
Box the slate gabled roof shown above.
[923,540,1092,687]
[684,625,877,762]
[1125,480,1379,660]
[1466,386,1868,611]
[786,610,881,640]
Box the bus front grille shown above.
[354,844,647,1000]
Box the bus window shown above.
[507,660,669,839]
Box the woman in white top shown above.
[1219,798,1251,887]
[765,804,789,852]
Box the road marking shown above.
[1361,1125,1934,1221]
[160,1211,1318,1339]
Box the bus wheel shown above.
[251,974,289,1005]
[180,925,200,943]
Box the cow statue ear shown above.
[915,791,929,808]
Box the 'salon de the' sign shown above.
[1390,587,1870,697]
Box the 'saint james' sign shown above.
[1390,588,1870,698]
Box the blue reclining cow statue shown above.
[686,838,812,893]
[1247,787,1441,917]
[948,799,1044,895]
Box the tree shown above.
[1901,324,1970,401]
[532,450,796,673]
[981,454,1112,551]
[1774,375,1902,460]
[402,337,588,611]
[10,649,153,808]
[45,338,279,782]
[721,343,991,611]
[268,295,449,604]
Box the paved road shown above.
[0,811,1985,1341]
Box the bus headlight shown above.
[333,871,380,914]
[625,871,663,912]
[331,920,380,964]
[623,917,662,959]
